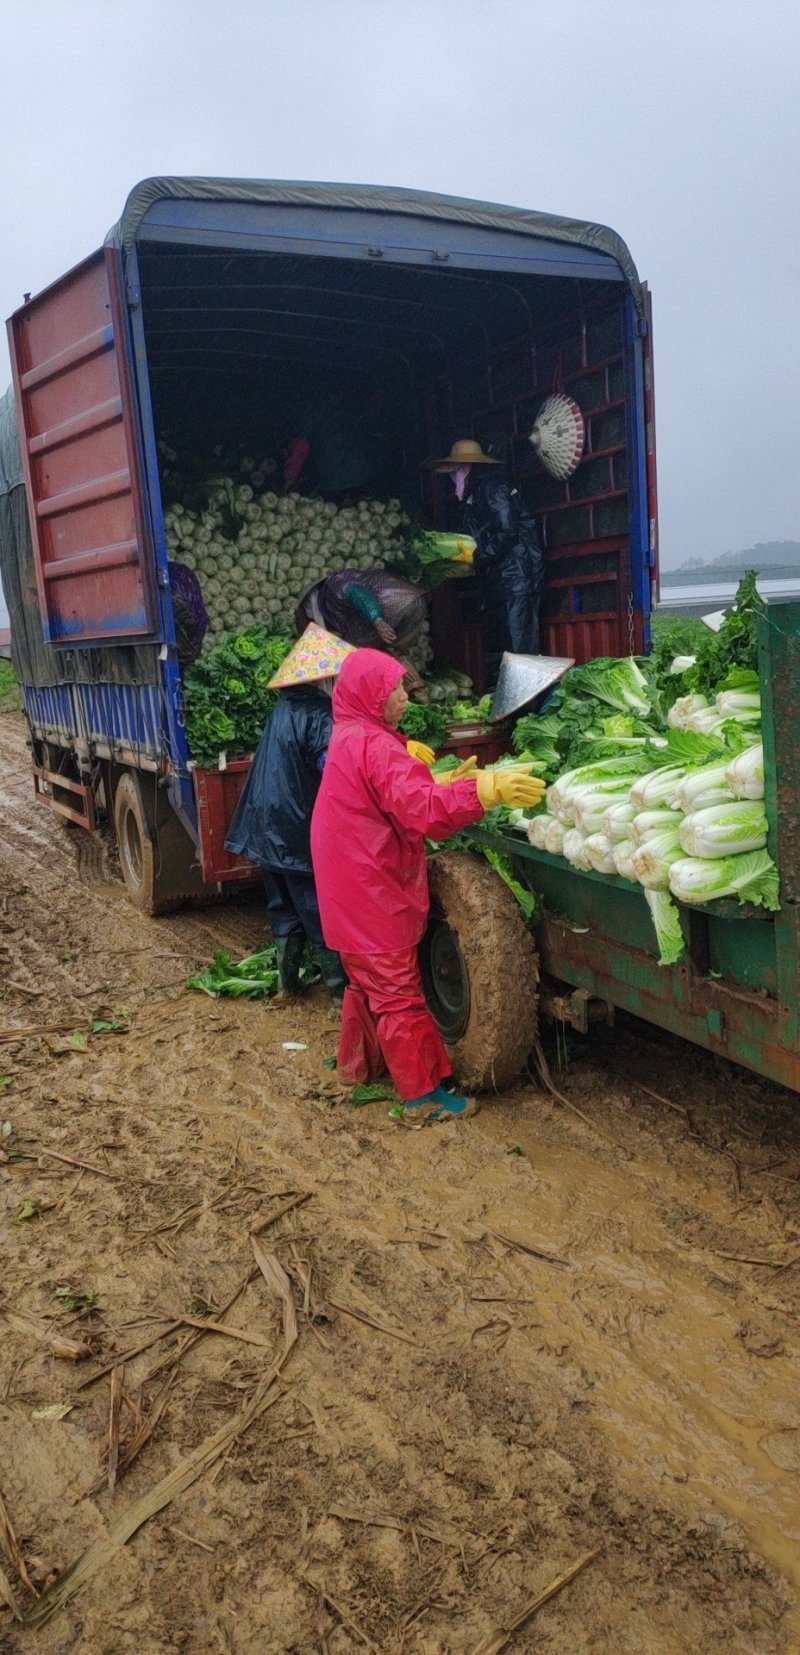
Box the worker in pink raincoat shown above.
[311,649,545,1123]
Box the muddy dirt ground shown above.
[1,710,799,1654]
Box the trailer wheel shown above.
[422,851,539,1092]
[113,772,206,915]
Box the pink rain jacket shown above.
[311,650,484,954]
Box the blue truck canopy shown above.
[106,177,644,314]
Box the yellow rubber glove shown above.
[475,769,548,810]
[406,739,435,767]
[453,541,475,564]
[436,756,478,786]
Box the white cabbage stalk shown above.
[669,850,779,909]
[584,833,618,874]
[722,712,762,732]
[602,800,637,842]
[631,827,683,890]
[682,785,735,812]
[669,655,696,674]
[673,763,735,813]
[725,743,764,800]
[527,813,555,849]
[715,690,761,717]
[613,839,638,882]
[573,786,636,835]
[678,801,768,858]
[562,828,592,870]
[547,792,578,827]
[667,694,709,730]
[685,708,729,735]
[544,818,567,856]
[632,808,682,844]
[548,763,642,824]
[547,758,643,803]
[630,767,686,811]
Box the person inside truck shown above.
[437,439,545,656]
[282,387,392,501]
[294,567,428,695]
[310,648,545,1123]
[224,626,352,1006]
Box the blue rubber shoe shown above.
[402,1083,478,1124]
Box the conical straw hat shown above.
[267,624,355,689]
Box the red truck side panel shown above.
[7,248,157,644]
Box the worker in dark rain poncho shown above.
[311,649,546,1123]
[224,626,354,1005]
[294,567,428,696]
[437,439,545,655]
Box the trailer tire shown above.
[423,851,538,1092]
[113,772,206,915]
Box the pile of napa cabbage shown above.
[508,575,778,965]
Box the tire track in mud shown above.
[0,715,267,1019]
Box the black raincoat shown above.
[224,686,331,874]
[463,472,545,654]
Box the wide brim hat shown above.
[435,438,502,473]
[267,624,355,689]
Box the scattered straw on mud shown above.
[0,712,798,1653]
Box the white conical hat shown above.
[488,652,575,722]
[529,393,585,481]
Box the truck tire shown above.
[113,771,207,915]
[422,851,539,1092]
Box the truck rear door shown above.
[7,248,158,644]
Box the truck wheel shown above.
[422,851,539,1092]
[113,772,206,915]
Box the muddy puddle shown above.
[0,711,798,1653]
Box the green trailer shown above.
[421,605,800,1096]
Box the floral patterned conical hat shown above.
[267,624,355,689]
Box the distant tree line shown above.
[663,540,800,585]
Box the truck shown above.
[0,177,655,902]
[5,177,793,1100]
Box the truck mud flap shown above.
[33,765,96,831]
[194,762,259,885]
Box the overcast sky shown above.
[1,0,798,633]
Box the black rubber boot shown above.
[316,947,348,1008]
[275,931,306,994]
